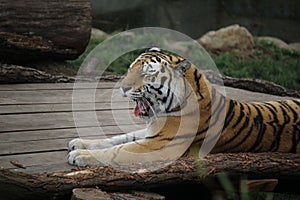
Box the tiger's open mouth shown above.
[133,99,151,118]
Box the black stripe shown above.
[290,126,299,153]
[193,69,204,99]
[282,101,298,123]
[229,118,253,151]
[205,92,224,123]
[258,103,279,151]
[292,100,300,107]
[201,96,227,144]
[231,102,245,129]
[223,100,236,130]
[248,104,266,152]
[164,67,173,111]
[220,109,250,149]
[197,126,209,136]
[271,104,291,151]
[166,93,174,112]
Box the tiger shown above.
[68,47,300,167]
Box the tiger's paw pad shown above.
[67,150,101,167]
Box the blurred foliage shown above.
[69,36,300,90]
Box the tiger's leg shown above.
[68,139,156,166]
[68,128,147,151]
[68,133,181,167]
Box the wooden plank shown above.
[0,125,144,143]
[0,151,73,173]
[0,110,144,133]
[0,138,69,155]
[0,101,134,114]
[1,131,151,156]
[0,82,119,91]
[1,135,132,156]
[0,88,127,105]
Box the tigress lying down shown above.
[68,48,300,167]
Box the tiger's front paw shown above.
[67,150,105,167]
[68,138,87,151]
[68,138,113,151]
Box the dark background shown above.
[91,0,300,42]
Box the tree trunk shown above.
[0,0,91,62]
[1,153,300,200]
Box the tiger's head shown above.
[120,48,198,120]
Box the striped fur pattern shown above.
[68,48,300,167]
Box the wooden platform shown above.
[0,82,294,199]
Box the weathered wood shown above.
[0,102,133,115]
[0,151,68,170]
[0,0,91,62]
[242,179,278,192]
[0,64,123,84]
[71,188,165,200]
[0,110,144,133]
[0,64,75,83]
[0,125,138,143]
[205,70,300,98]
[0,88,123,105]
[71,188,113,200]
[0,82,117,91]
[0,153,299,200]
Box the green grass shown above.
[213,39,300,90]
[68,37,106,67]
[69,36,300,90]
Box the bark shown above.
[0,63,75,83]
[0,0,91,62]
[204,70,300,98]
[0,153,300,200]
[0,63,123,83]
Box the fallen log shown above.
[0,0,91,62]
[0,152,300,200]
[204,70,300,98]
[0,63,75,83]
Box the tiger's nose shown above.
[120,86,132,97]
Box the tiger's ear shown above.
[145,47,161,53]
[177,60,191,74]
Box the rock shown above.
[91,28,109,40]
[257,37,300,51]
[198,24,254,54]
[257,36,290,49]
[288,43,300,51]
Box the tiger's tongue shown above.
[134,101,149,117]
[134,105,140,117]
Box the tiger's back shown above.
[211,98,300,153]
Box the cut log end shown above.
[0,0,92,62]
